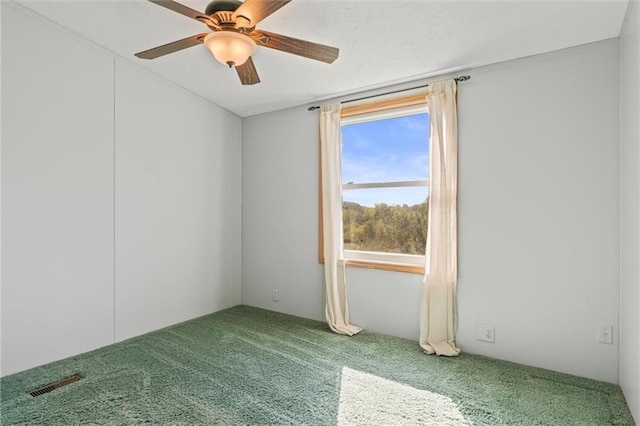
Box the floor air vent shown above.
[28,374,83,397]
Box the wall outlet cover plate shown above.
[476,324,495,343]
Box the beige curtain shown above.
[319,104,362,336]
[420,80,460,356]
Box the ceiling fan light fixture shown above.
[204,31,256,67]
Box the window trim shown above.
[344,259,425,275]
[341,93,428,118]
[344,250,425,274]
[318,92,429,275]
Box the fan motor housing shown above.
[205,0,242,16]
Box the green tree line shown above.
[343,199,428,255]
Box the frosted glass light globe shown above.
[204,31,257,67]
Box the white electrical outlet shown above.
[272,289,279,302]
[597,324,613,344]
[476,324,495,343]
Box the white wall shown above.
[347,268,422,341]
[1,3,242,375]
[242,39,621,383]
[114,61,242,341]
[2,3,115,376]
[619,0,640,420]
[242,108,325,320]
[457,40,619,384]
[0,1,4,374]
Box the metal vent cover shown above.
[27,374,83,397]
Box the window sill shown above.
[344,259,425,275]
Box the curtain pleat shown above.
[419,80,460,356]
[320,104,362,336]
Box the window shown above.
[319,94,430,274]
[342,103,428,273]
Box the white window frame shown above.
[340,103,429,272]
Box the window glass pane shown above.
[342,113,429,184]
[343,187,429,255]
[343,186,428,207]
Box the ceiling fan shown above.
[135,0,339,85]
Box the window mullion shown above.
[343,180,428,190]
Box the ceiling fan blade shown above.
[233,0,291,28]
[148,0,213,25]
[135,33,208,59]
[250,30,339,64]
[235,57,261,85]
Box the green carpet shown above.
[0,306,634,425]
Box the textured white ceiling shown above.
[13,0,630,117]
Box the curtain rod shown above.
[307,75,470,111]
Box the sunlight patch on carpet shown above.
[338,367,470,425]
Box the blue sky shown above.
[342,113,429,207]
